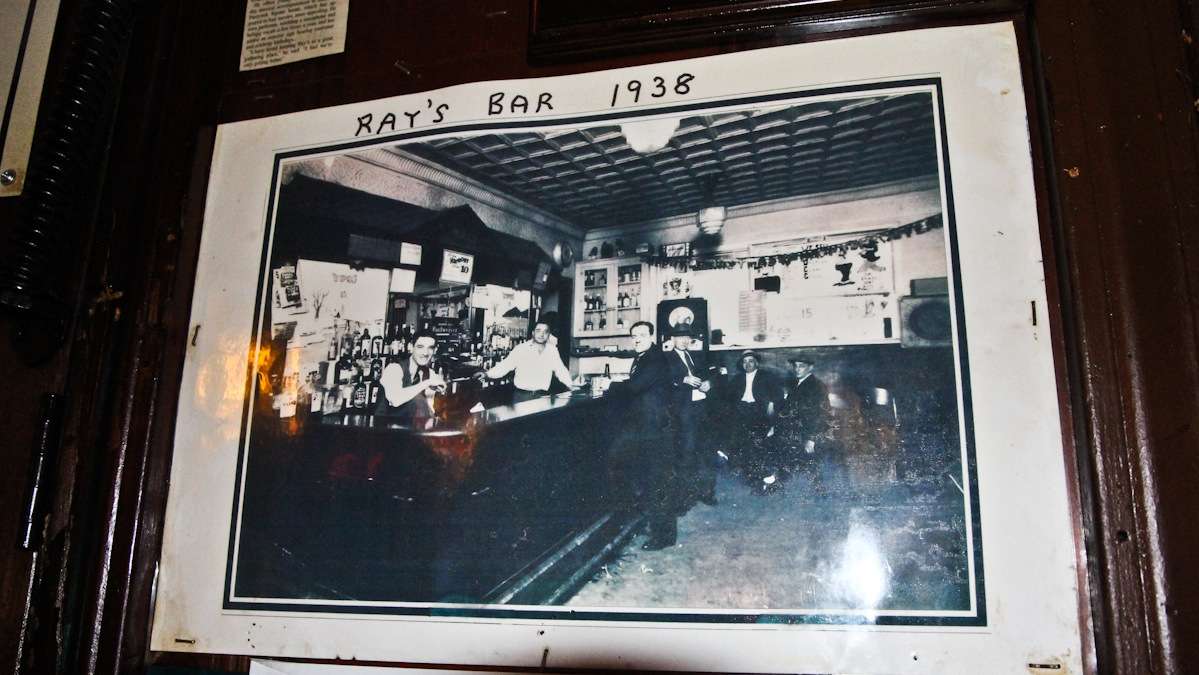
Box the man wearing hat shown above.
[777,356,836,488]
[667,323,717,507]
[725,349,783,485]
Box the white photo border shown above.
[152,23,1086,673]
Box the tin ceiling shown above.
[398,92,939,230]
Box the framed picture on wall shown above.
[151,22,1087,674]
[662,242,690,258]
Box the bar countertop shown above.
[317,388,610,435]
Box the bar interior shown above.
[238,94,972,613]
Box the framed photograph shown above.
[152,22,1085,673]
[662,242,690,258]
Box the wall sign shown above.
[440,248,474,285]
[153,23,1085,673]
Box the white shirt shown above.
[741,369,757,403]
[676,349,706,402]
[487,341,572,392]
[379,357,437,411]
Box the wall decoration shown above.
[152,23,1085,675]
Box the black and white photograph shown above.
[226,83,981,624]
[153,25,1087,671]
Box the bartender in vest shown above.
[377,329,445,422]
[476,320,575,403]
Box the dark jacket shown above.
[777,374,831,447]
[608,347,674,448]
[726,368,782,412]
[665,348,714,410]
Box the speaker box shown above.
[656,298,709,352]
[899,295,952,347]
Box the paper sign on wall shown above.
[440,249,474,285]
[240,0,349,72]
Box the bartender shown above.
[476,321,575,403]
[377,330,446,420]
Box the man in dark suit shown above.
[776,357,834,482]
[666,324,717,508]
[725,350,783,486]
[606,320,679,550]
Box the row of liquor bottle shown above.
[583,288,641,312]
[327,321,419,362]
[583,313,637,332]
[583,267,642,287]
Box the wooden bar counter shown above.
[231,390,620,606]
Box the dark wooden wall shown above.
[0,1,1196,673]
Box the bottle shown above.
[584,318,593,331]
[334,351,350,385]
[323,358,337,388]
[367,377,380,408]
[598,314,607,330]
[371,332,383,356]
[323,387,340,413]
[352,373,369,410]
[389,325,402,359]
[616,315,625,329]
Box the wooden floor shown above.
[567,466,972,616]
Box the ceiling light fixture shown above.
[620,118,680,154]
[696,173,726,235]
[697,205,727,236]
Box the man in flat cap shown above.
[776,356,835,487]
[725,349,783,487]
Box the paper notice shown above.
[239,0,349,71]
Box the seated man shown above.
[376,330,445,424]
[724,350,782,486]
[776,357,836,486]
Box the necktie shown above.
[417,366,430,384]
[681,350,694,375]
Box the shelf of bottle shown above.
[616,305,640,310]
[617,281,640,286]
[582,283,607,289]
[578,330,622,337]
[583,308,609,313]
